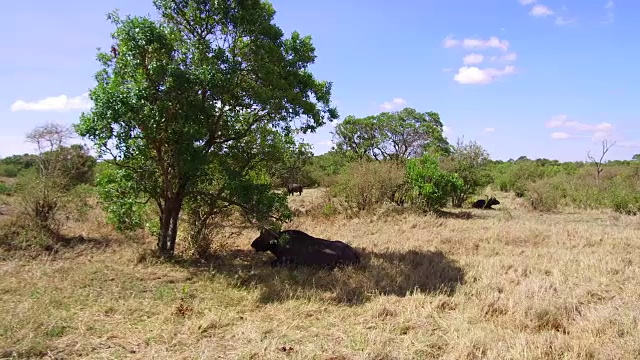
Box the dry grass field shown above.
[1,187,640,359]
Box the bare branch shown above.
[586,139,616,184]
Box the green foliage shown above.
[0,154,39,178]
[94,165,149,232]
[321,202,339,218]
[305,150,351,187]
[0,146,96,187]
[43,144,97,188]
[519,165,640,215]
[406,154,463,211]
[330,160,407,211]
[332,108,451,161]
[0,183,13,195]
[440,138,492,207]
[0,164,20,178]
[268,139,315,188]
[75,1,338,255]
[491,158,581,194]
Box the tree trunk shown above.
[158,197,184,256]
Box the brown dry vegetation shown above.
[1,187,640,359]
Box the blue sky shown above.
[1,0,638,161]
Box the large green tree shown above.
[332,107,451,161]
[75,0,338,256]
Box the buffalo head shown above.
[250,228,281,252]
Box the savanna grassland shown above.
[2,187,639,360]
[2,2,640,359]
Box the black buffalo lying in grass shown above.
[471,196,501,209]
[250,229,361,270]
[286,183,303,196]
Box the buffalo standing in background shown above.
[471,196,501,209]
[250,229,361,270]
[286,183,303,196]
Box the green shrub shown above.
[406,154,463,212]
[0,183,13,195]
[604,176,640,215]
[321,203,339,218]
[305,150,351,188]
[439,139,492,207]
[0,164,20,177]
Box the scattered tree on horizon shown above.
[332,107,451,161]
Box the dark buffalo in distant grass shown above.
[471,196,501,210]
[286,183,303,196]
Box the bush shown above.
[440,139,492,207]
[605,176,640,215]
[0,154,38,178]
[523,166,640,214]
[0,214,57,250]
[0,183,13,195]
[330,160,407,211]
[13,174,67,233]
[0,164,20,177]
[305,150,352,188]
[525,178,567,212]
[406,154,463,212]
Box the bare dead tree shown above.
[21,122,76,226]
[25,122,75,178]
[586,139,615,185]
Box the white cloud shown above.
[463,53,484,65]
[10,92,92,112]
[545,114,569,128]
[442,36,459,48]
[501,52,517,62]
[484,127,495,133]
[603,0,614,23]
[520,0,576,26]
[551,132,571,139]
[555,16,577,26]
[442,36,510,52]
[453,65,516,85]
[592,131,612,141]
[379,97,407,111]
[530,4,554,16]
[462,37,510,52]
[316,139,334,147]
[545,114,613,133]
[546,114,616,141]
[489,52,517,63]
